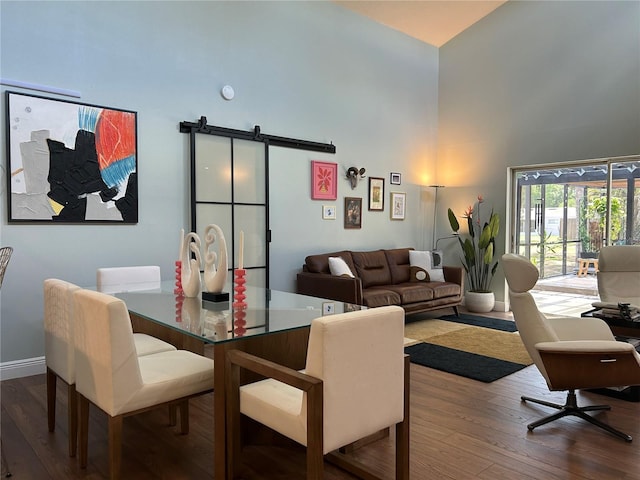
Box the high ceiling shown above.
[333,0,508,47]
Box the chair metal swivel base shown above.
[522,390,632,442]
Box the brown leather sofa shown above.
[296,247,463,316]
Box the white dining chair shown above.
[44,278,176,457]
[96,265,161,294]
[226,305,409,479]
[74,289,214,479]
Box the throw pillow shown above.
[328,256,355,278]
[409,266,430,282]
[409,250,445,282]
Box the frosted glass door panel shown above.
[196,204,232,247]
[240,280,268,306]
[235,204,266,269]
[233,139,265,204]
[195,135,231,203]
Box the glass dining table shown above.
[113,280,363,478]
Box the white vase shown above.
[465,291,495,313]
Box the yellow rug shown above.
[405,318,532,366]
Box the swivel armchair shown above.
[502,253,640,442]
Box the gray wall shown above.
[0,1,438,364]
[436,0,640,299]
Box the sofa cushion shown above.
[385,283,434,304]
[362,287,401,308]
[352,250,392,288]
[305,251,355,275]
[384,248,413,284]
[430,281,462,299]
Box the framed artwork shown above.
[390,192,406,220]
[390,172,401,185]
[322,205,336,220]
[6,91,138,223]
[368,177,384,211]
[311,160,337,200]
[344,197,362,229]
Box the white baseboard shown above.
[0,356,46,381]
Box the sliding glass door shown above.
[511,156,639,278]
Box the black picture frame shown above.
[368,177,384,211]
[6,91,138,223]
[390,172,401,185]
[344,197,362,229]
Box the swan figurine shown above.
[181,232,202,297]
[203,224,228,293]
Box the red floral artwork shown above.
[311,161,337,200]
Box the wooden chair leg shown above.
[78,393,90,469]
[178,401,189,435]
[67,383,77,457]
[396,355,410,480]
[108,415,123,480]
[306,381,324,480]
[226,357,241,479]
[46,368,56,432]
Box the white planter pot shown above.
[465,291,495,313]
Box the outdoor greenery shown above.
[447,196,500,293]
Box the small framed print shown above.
[311,160,337,200]
[344,197,362,229]
[322,302,335,315]
[368,177,384,211]
[390,192,406,220]
[390,172,401,185]
[322,205,336,220]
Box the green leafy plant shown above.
[447,195,500,293]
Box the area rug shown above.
[404,313,533,383]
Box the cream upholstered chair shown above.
[502,254,640,442]
[74,289,214,479]
[95,266,175,356]
[226,305,409,479]
[96,265,161,294]
[595,245,640,309]
[44,279,176,458]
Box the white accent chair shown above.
[502,254,640,442]
[96,265,161,294]
[74,289,214,479]
[226,305,409,479]
[595,245,640,309]
[96,266,178,356]
[44,279,176,458]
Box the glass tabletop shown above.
[115,280,364,345]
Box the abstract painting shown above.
[6,91,138,223]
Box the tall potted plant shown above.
[447,195,500,312]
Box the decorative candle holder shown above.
[174,294,184,323]
[174,260,183,296]
[232,268,247,337]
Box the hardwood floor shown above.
[3,323,640,479]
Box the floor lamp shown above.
[429,185,445,249]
